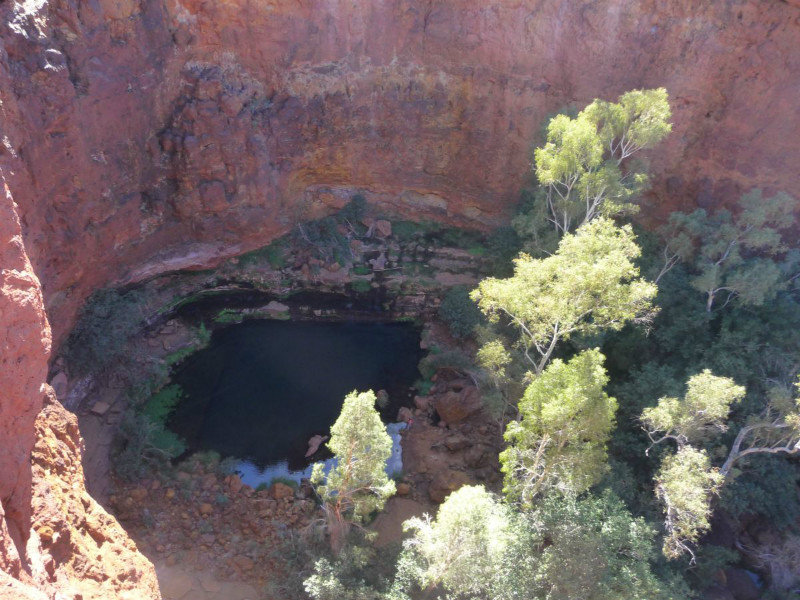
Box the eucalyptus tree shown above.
[471,217,657,375]
[500,349,617,504]
[311,390,396,554]
[642,372,800,561]
[531,88,671,239]
[657,189,797,311]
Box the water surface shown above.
[168,320,422,483]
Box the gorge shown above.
[2,1,800,599]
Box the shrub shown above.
[141,384,183,425]
[270,476,299,490]
[350,280,372,293]
[338,194,367,225]
[112,412,185,481]
[438,286,485,338]
[64,288,148,375]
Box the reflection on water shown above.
[167,320,421,477]
[236,422,407,488]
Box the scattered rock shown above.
[226,474,244,495]
[90,401,111,416]
[305,435,328,458]
[130,487,148,502]
[397,406,414,423]
[50,371,68,399]
[444,434,469,452]
[434,386,481,424]
[265,300,289,313]
[232,555,254,571]
[429,470,471,503]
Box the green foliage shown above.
[531,492,687,600]
[642,370,746,448]
[485,225,522,276]
[352,265,371,276]
[417,348,476,381]
[298,215,353,264]
[141,384,183,425]
[311,391,395,553]
[394,487,684,600]
[350,279,372,293]
[501,349,617,503]
[530,88,671,242]
[659,190,797,311]
[397,485,520,598]
[112,411,185,481]
[654,447,724,561]
[305,546,387,600]
[472,218,657,374]
[270,476,299,490]
[65,288,148,374]
[720,455,800,529]
[437,286,484,338]
[239,238,289,269]
[339,194,368,226]
[214,308,243,324]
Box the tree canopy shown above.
[471,217,657,374]
[658,189,797,311]
[530,88,671,240]
[312,390,396,553]
[501,349,617,503]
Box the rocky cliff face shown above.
[0,0,798,597]
[2,0,798,347]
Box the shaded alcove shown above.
[167,319,423,484]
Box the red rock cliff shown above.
[0,0,798,597]
[1,0,798,347]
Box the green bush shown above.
[418,348,476,381]
[270,476,299,490]
[112,411,186,481]
[141,384,183,425]
[65,288,148,375]
[350,280,372,293]
[338,195,367,226]
[438,286,485,338]
[351,265,371,276]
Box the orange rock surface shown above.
[0,1,799,597]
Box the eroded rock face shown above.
[0,183,158,597]
[1,0,798,348]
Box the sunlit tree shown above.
[501,349,617,504]
[311,390,395,554]
[472,218,657,375]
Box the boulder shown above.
[270,481,295,500]
[199,502,214,516]
[428,470,471,503]
[434,386,481,424]
[50,371,68,399]
[90,401,111,416]
[397,406,414,423]
[374,220,392,237]
[723,569,760,600]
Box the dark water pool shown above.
[168,320,422,479]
